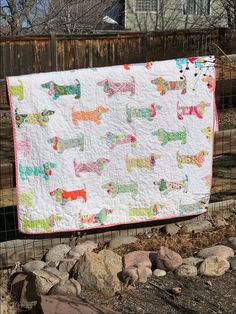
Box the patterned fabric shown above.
[7,56,217,234]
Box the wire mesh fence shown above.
[0,29,236,268]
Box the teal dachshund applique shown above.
[41,79,81,100]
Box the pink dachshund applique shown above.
[74,158,110,177]
[17,135,30,157]
[177,101,210,120]
[97,77,135,97]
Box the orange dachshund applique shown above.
[72,106,109,126]
[49,188,87,205]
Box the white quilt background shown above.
[7,57,216,234]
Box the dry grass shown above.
[218,108,236,130]
[0,272,18,314]
[107,210,236,258]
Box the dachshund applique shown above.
[50,188,87,205]
[72,106,109,126]
[97,77,135,97]
[151,76,187,95]
[41,79,81,100]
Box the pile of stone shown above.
[9,236,236,311]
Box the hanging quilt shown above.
[7,56,217,234]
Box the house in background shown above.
[124,0,228,31]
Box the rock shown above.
[182,257,203,267]
[182,220,212,233]
[45,244,71,263]
[122,264,152,284]
[43,267,69,282]
[170,287,182,295]
[122,267,139,284]
[32,270,61,296]
[73,251,122,296]
[156,246,183,271]
[164,224,180,236]
[124,251,152,269]
[10,273,27,301]
[98,249,122,270]
[67,241,97,259]
[229,257,236,270]
[198,256,230,276]
[197,245,234,260]
[20,274,39,310]
[137,264,152,283]
[35,295,121,314]
[48,279,81,296]
[153,269,166,277]
[109,236,138,249]
[175,265,198,277]
[58,259,77,274]
[228,237,236,250]
[22,260,46,274]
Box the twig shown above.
[148,281,174,298]
[213,43,233,62]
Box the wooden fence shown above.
[0,28,236,79]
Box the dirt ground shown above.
[83,272,236,314]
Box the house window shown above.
[183,0,211,15]
[135,0,158,12]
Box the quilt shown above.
[7,56,217,234]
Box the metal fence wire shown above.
[0,29,236,268]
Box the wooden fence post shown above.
[50,32,57,71]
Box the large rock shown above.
[197,245,234,260]
[32,270,61,296]
[43,267,69,282]
[228,237,236,250]
[175,265,198,278]
[98,249,122,270]
[156,246,183,271]
[182,220,212,233]
[182,257,203,267]
[35,295,121,314]
[20,274,39,310]
[67,241,97,259]
[22,260,46,274]
[48,279,81,297]
[10,273,27,301]
[124,251,152,269]
[198,256,230,276]
[73,250,122,296]
[58,259,77,274]
[45,244,71,263]
[109,236,138,249]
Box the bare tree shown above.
[221,0,236,27]
[0,0,116,35]
[39,0,113,34]
[0,0,37,35]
